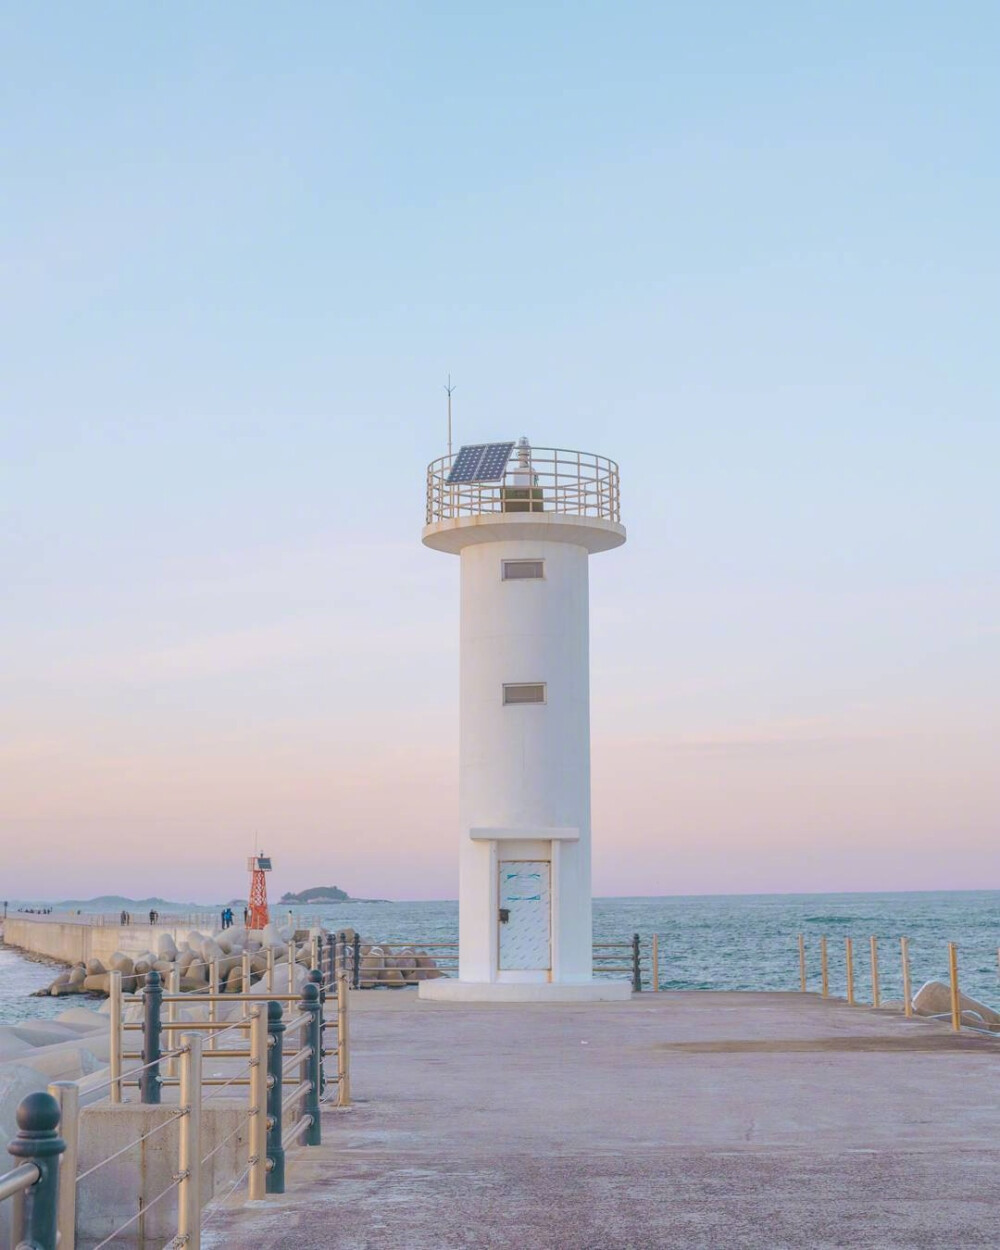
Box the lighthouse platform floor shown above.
[202,990,1000,1249]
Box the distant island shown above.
[280,886,349,903]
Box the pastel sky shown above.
[2,3,997,902]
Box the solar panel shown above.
[447,441,515,484]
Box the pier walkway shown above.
[202,991,1000,1249]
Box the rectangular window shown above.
[503,683,547,705]
[502,559,544,581]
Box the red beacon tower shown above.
[247,853,272,930]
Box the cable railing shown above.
[1,954,350,1249]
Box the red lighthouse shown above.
[247,854,272,930]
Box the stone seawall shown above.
[3,918,202,966]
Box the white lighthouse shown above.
[420,437,630,1001]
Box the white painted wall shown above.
[457,538,593,982]
[424,505,625,995]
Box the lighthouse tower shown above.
[420,438,630,1001]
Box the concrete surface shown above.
[199,990,1000,1249]
[77,1102,248,1246]
[418,977,632,1001]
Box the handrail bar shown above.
[0,1161,39,1203]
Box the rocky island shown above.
[280,886,348,903]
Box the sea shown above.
[2,891,998,1027]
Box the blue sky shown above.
[1,3,997,900]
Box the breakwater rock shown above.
[0,1007,110,1144]
[33,922,317,998]
[912,980,1000,1029]
[358,943,447,987]
[30,925,447,997]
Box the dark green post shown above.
[7,1091,65,1250]
[325,933,335,989]
[307,968,326,1094]
[631,933,642,992]
[265,1000,285,1194]
[352,933,361,990]
[300,982,322,1145]
[307,966,324,1001]
[141,969,163,1104]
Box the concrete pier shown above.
[201,991,1000,1249]
[3,916,217,966]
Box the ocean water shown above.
[0,945,82,1026]
[2,891,998,1026]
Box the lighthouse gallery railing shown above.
[426,446,621,525]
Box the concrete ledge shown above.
[417,979,632,1003]
[78,1101,248,1245]
[422,512,627,555]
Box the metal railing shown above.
[425,445,622,525]
[326,933,655,991]
[594,934,651,992]
[0,956,351,1249]
[798,935,1000,1035]
[0,1092,64,1248]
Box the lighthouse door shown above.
[498,861,551,971]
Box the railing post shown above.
[209,959,220,1050]
[948,942,961,1031]
[631,933,642,992]
[141,969,163,1105]
[310,934,320,971]
[108,969,123,1104]
[265,1001,285,1194]
[48,1081,78,1250]
[870,936,880,1008]
[300,982,322,1145]
[845,937,855,1006]
[166,967,180,1078]
[242,950,252,993]
[352,933,361,990]
[267,947,275,992]
[798,935,806,992]
[307,969,326,1096]
[288,938,297,993]
[651,933,659,993]
[901,936,913,1017]
[177,1034,203,1250]
[325,933,335,989]
[820,936,829,998]
[248,1007,267,1201]
[7,1091,65,1250]
[337,971,351,1107]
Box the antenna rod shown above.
[445,375,455,460]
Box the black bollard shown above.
[265,1000,285,1193]
[352,933,361,990]
[141,969,163,1104]
[7,1091,66,1250]
[307,968,326,1095]
[631,933,642,993]
[300,982,322,1145]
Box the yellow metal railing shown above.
[797,934,989,1035]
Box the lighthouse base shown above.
[417,979,633,1003]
